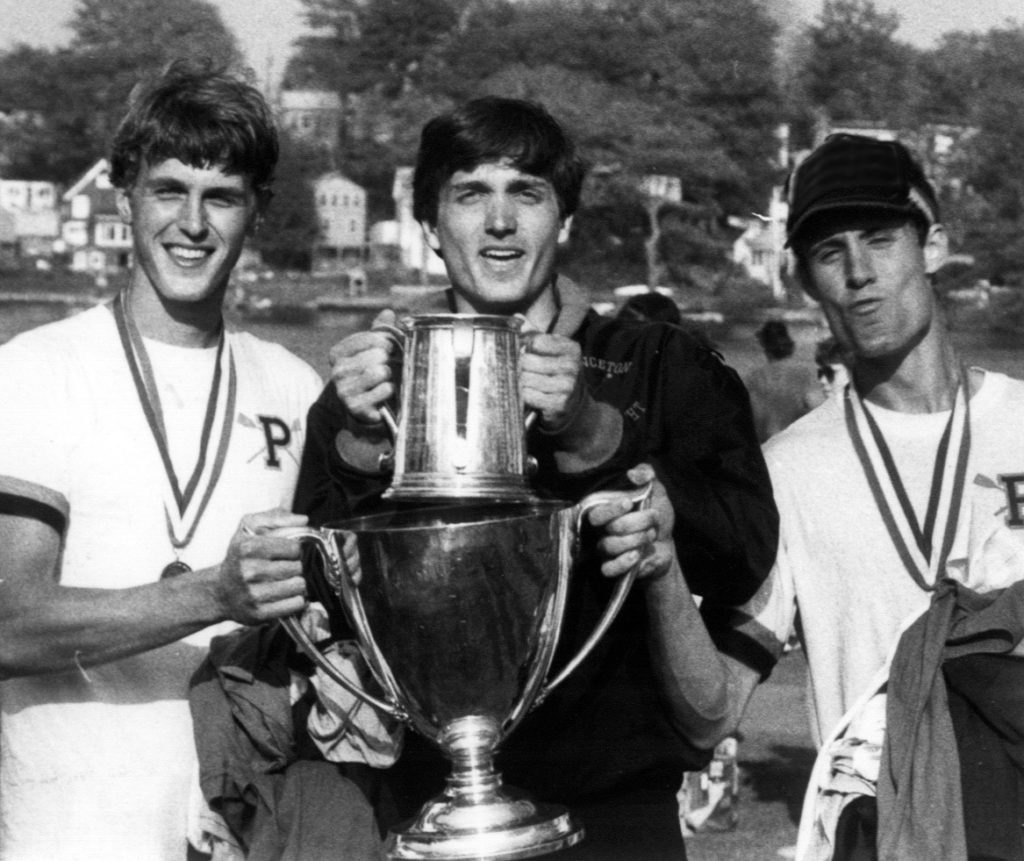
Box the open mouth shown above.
[166,245,212,266]
[481,247,524,263]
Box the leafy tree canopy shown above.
[287,0,782,219]
[0,0,241,184]
[795,0,914,122]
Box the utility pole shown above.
[639,174,682,290]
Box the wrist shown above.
[543,394,623,473]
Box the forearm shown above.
[643,559,755,749]
[0,568,225,677]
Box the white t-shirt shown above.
[0,304,323,861]
[715,370,1024,745]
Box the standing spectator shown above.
[814,335,852,400]
[746,319,822,442]
[616,291,683,325]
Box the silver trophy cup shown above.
[375,314,538,502]
[282,485,651,860]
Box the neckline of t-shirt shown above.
[141,335,219,361]
[862,367,999,431]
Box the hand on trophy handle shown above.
[589,463,675,582]
[243,522,408,722]
[328,308,403,432]
[217,510,309,625]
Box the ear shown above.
[795,259,821,302]
[922,223,949,275]
[115,188,133,224]
[420,220,444,258]
[557,214,574,244]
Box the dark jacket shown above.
[291,282,778,842]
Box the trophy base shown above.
[386,794,584,860]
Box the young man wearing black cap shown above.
[656,133,1024,857]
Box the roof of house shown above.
[62,158,112,202]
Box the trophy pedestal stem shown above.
[386,716,584,860]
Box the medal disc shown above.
[161,560,192,579]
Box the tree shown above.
[255,133,333,271]
[287,0,458,96]
[796,0,915,123]
[285,0,783,286]
[0,0,241,184]
[946,27,1024,283]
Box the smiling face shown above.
[422,159,572,319]
[117,157,259,329]
[799,213,947,363]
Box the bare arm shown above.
[0,508,308,678]
[641,555,763,748]
[590,465,763,749]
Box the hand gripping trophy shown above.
[284,314,651,860]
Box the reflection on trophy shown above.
[283,314,650,860]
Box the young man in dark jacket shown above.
[293,96,777,859]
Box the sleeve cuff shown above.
[333,423,393,475]
[0,476,68,534]
[700,603,783,681]
[545,400,624,475]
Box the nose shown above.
[844,242,875,290]
[485,196,517,237]
[177,193,207,238]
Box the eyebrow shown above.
[808,235,847,255]
[144,176,248,199]
[448,176,552,194]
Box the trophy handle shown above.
[371,321,405,454]
[536,480,655,701]
[283,527,408,722]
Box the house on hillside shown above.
[0,206,17,268]
[278,90,342,154]
[0,179,60,263]
[312,171,367,273]
[61,159,132,275]
[375,166,446,278]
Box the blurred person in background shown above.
[814,335,852,401]
[746,319,822,442]
[616,291,683,325]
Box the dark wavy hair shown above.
[109,58,278,204]
[412,96,587,225]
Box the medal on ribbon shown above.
[112,291,237,580]
[844,372,972,591]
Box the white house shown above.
[61,159,133,275]
[278,90,342,153]
[312,171,366,271]
[383,166,446,278]
[0,179,60,261]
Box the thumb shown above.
[627,463,656,488]
[371,309,397,330]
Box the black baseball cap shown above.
[785,133,940,248]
